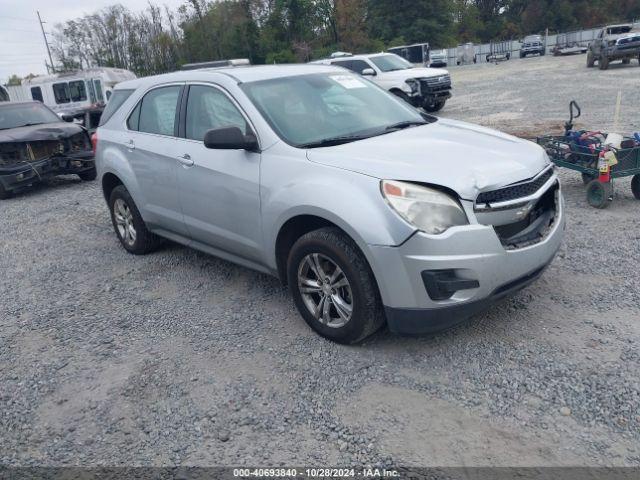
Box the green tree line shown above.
[50,0,640,76]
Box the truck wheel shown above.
[631,175,640,200]
[424,100,445,112]
[586,180,613,208]
[78,167,97,181]
[586,51,595,67]
[599,54,609,70]
[109,185,162,254]
[287,227,385,344]
[0,183,11,200]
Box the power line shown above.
[1,15,38,22]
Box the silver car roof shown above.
[115,64,346,91]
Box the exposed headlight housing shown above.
[381,180,468,235]
[405,79,420,94]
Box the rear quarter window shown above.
[99,89,134,127]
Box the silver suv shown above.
[95,65,564,344]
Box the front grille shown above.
[419,75,451,93]
[476,168,553,205]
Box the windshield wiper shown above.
[299,134,375,148]
[15,122,46,128]
[385,120,427,131]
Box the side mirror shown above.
[361,68,376,76]
[61,113,74,123]
[203,126,258,151]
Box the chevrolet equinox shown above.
[95,65,564,344]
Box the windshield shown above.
[0,103,61,130]
[370,54,413,72]
[241,72,430,148]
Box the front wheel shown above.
[599,54,609,70]
[287,227,385,344]
[391,90,413,107]
[424,100,446,112]
[586,180,613,208]
[587,51,595,67]
[108,185,162,254]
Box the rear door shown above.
[124,83,188,237]
[174,83,262,262]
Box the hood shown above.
[383,67,449,81]
[0,122,84,143]
[306,118,549,201]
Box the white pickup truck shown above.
[311,53,452,112]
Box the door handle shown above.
[125,139,135,150]
[177,153,194,167]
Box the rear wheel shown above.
[622,58,631,65]
[587,51,595,67]
[586,180,613,208]
[631,175,640,200]
[287,227,385,344]
[109,185,162,254]
[599,54,609,70]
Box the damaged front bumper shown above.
[0,150,95,193]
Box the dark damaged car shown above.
[0,101,96,199]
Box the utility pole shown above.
[37,11,55,74]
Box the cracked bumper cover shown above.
[368,194,565,334]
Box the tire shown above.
[520,52,525,59]
[581,172,597,185]
[108,185,162,254]
[587,51,595,67]
[424,100,445,112]
[0,182,11,200]
[631,175,640,200]
[622,58,631,65]
[586,180,613,208]
[287,227,385,344]
[540,49,546,56]
[78,167,97,181]
[599,54,609,70]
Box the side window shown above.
[53,83,70,104]
[127,102,141,131]
[68,80,87,102]
[349,60,372,74]
[94,80,104,102]
[136,85,181,136]
[87,80,97,103]
[331,60,353,72]
[185,85,248,141]
[31,87,43,102]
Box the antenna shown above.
[37,11,55,74]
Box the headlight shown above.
[381,180,468,234]
[405,79,419,93]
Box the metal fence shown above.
[441,20,640,67]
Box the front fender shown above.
[261,161,415,271]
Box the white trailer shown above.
[3,67,136,112]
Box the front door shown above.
[176,84,262,262]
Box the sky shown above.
[0,0,185,83]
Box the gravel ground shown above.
[1,53,640,468]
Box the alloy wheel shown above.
[113,198,137,246]
[297,253,353,328]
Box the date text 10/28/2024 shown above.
[233,468,400,478]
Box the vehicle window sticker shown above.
[329,75,367,89]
